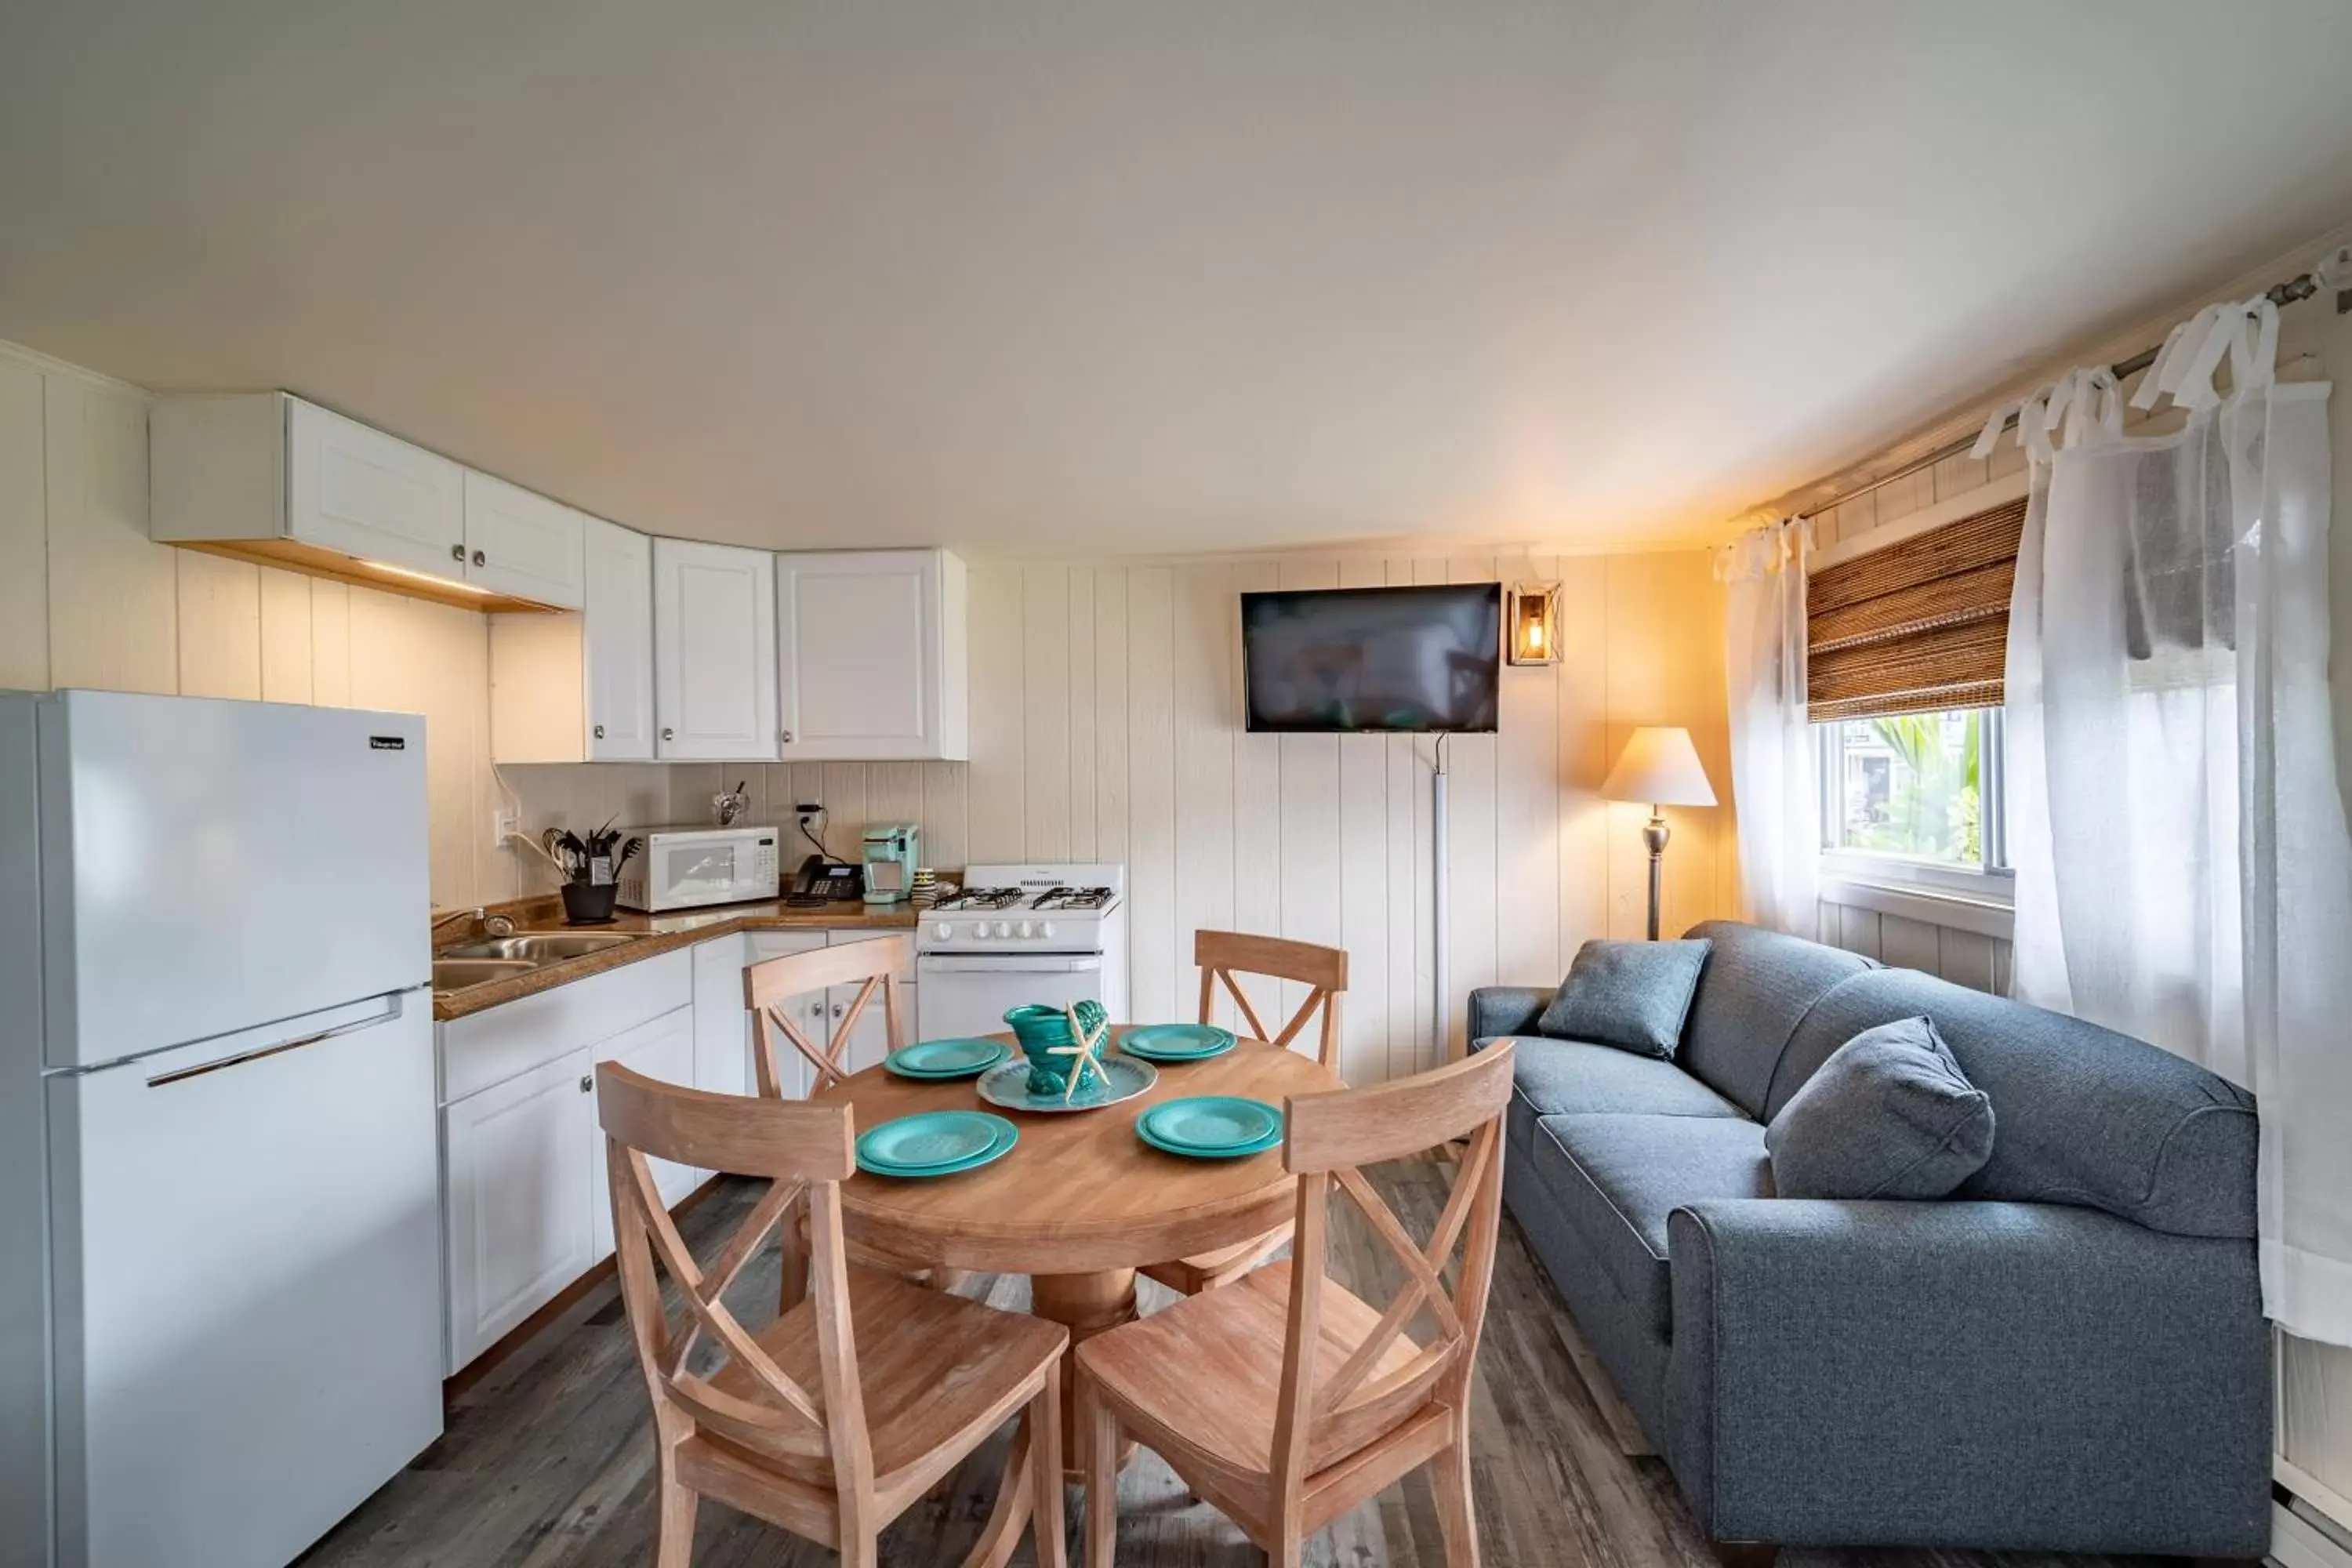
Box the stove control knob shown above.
[990,920,1011,938]
[1040,921,1056,939]
[1015,920,1034,938]
[933,922,952,941]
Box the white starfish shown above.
[1045,1004,1110,1103]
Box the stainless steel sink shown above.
[438,933,641,963]
[432,957,538,992]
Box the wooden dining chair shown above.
[1077,1044,1513,1568]
[1194,930,1348,1069]
[745,934,914,1099]
[1140,930,1349,1298]
[598,1062,1069,1568]
[743,934,960,1296]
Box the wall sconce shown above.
[1506,581,1562,666]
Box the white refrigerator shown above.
[0,691,444,1568]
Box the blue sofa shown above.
[1469,919,2270,1558]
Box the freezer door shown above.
[913,953,1105,1041]
[44,691,430,1068]
[47,990,442,1568]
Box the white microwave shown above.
[615,824,780,913]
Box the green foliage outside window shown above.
[1835,711,1983,865]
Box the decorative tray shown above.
[975,1053,1158,1113]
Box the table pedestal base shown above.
[1029,1269,1141,1483]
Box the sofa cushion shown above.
[1767,967,2258,1238]
[1497,1035,1748,1120]
[1537,938,1712,1059]
[1765,1016,1995,1199]
[1529,1112,1773,1338]
[1677,920,1878,1118]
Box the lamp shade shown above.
[1602,727,1716,808]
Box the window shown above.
[1818,707,2006,874]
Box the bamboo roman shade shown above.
[1807,496,2026,720]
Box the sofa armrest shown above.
[1468,985,1549,1044]
[1664,1199,2269,1554]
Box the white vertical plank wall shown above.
[0,340,530,911]
[691,546,1745,1081]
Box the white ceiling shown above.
[6,2,2352,557]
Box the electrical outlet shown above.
[492,807,520,850]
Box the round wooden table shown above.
[812,1032,1343,1493]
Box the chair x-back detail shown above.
[1143,930,1352,1299]
[742,933,960,1296]
[744,934,913,1098]
[598,1062,1068,1568]
[1196,930,1348,1070]
[1079,1044,1512,1567]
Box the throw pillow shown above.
[1536,938,1711,1060]
[1766,1015,1995,1200]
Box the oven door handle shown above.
[916,954,1103,974]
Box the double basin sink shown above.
[432,932,641,995]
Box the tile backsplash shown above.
[501,760,972,898]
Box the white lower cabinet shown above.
[441,1046,598,1374]
[691,932,753,1099]
[437,950,695,1375]
[590,1004,700,1262]
[437,933,912,1376]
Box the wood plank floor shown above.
[299,1160,2172,1568]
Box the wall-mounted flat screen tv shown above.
[1240,583,1501,733]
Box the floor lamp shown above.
[1602,727,1718,940]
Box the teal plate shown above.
[1118,1023,1238,1062]
[975,1054,1158,1113]
[886,1036,1012,1079]
[857,1111,1018,1178]
[1136,1096,1284,1156]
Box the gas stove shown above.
[932,886,1025,912]
[915,863,1131,1040]
[916,863,1126,953]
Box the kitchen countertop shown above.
[432,893,922,1021]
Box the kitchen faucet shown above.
[430,907,518,942]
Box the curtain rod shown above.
[1795,267,2333,524]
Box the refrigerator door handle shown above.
[143,994,407,1087]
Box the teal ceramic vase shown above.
[1004,1000,1109,1098]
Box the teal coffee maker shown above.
[859,822,920,906]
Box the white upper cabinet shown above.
[151,392,590,612]
[460,470,584,608]
[487,517,655,763]
[652,537,779,761]
[287,397,466,577]
[776,549,968,761]
[582,518,655,760]
[154,393,466,583]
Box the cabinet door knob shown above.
[661,728,675,742]
[472,549,487,567]
[832,1003,844,1018]
[579,1074,593,1094]
[781,728,794,743]
[593,724,605,739]
[450,544,466,563]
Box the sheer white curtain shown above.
[1719,518,1817,938]
[2004,303,2352,1345]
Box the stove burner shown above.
[934,886,1024,912]
[1033,885,1115,911]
